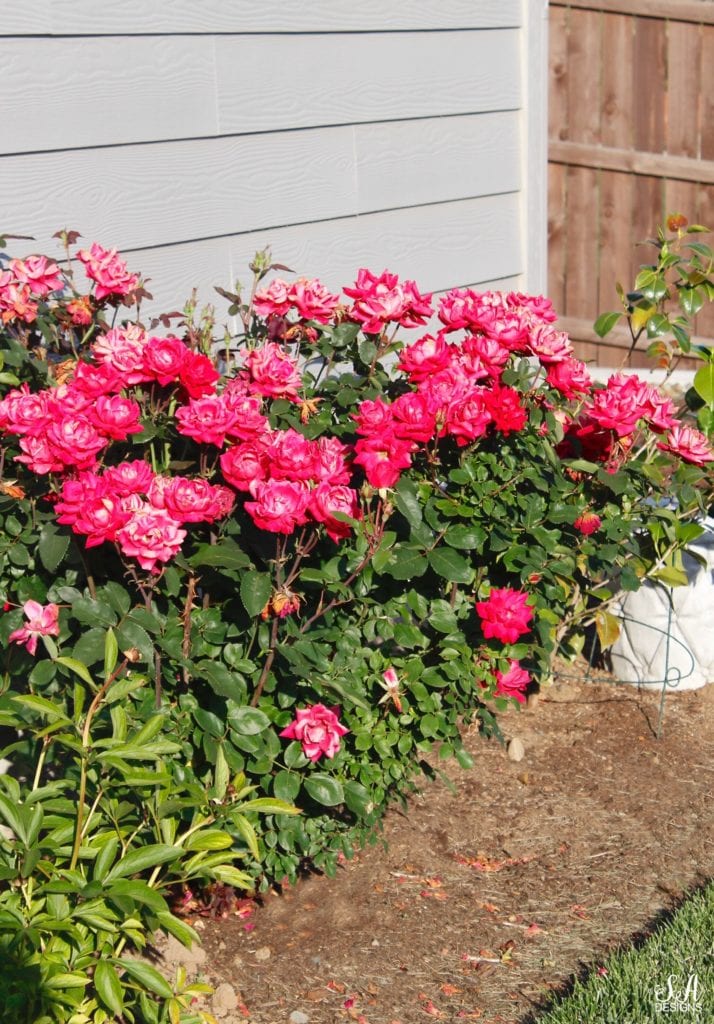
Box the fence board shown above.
[666,21,702,158]
[548,1,714,364]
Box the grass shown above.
[532,880,714,1023]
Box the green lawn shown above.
[534,880,714,1023]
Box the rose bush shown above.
[0,228,712,1020]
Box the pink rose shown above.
[352,397,394,436]
[344,269,433,335]
[461,335,510,380]
[92,325,149,385]
[506,291,558,324]
[309,482,360,542]
[314,436,352,485]
[163,476,235,524]
[0,281,37,324]
[243,343,303,401]
[142,336,188,386]
[267,428,319,482]
[0,384,53,436]
[14,433,65,475]
[102,460,155,497]
[657,423,713,466]
[221,441,271,492]
[45,415,107,470]
[353,435,413,489]
[391,392,437,444]
[289,278,340,323]
[573,511,602,536]
[528,323,573,364]
[494,660,531,704]
[223,390,270,442]
[77,241,139,300]
[9,600,60,657]
[475,587,533,645]
[279,704,349,762]
[253,278,293,318]
[244,479,310,534]
[175,395,237,447]
[482,384,527,435]
[546,358,592,399]
[72,493,132,548]
[89,394,143,440]
[10,255,63,297]
[55,472,107,525]
[446,390,492,446]
[70,361,122,400]
[178,351,220,399]
[398,333,453,381]
[116,505,187,572]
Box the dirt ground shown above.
[159,667,714,1024]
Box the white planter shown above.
[609,522,714,690]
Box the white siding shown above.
[0,2,547,317]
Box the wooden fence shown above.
[548,0,714,367]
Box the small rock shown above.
[212,983,238,1019]
[193,918,206,931]
[526,692,540,711]
[233,955,244,968]
[254,945,271,961]
[371,938,380,946]
[507,737,525,762]
[289,1012,310,1024]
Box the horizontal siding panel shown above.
[215,31,520,134]
[2,113,519,253]
[0,129,357,252]
[3,1,521,36]
[1,37,217,154]
[126,195,521,317]
[355,112,520,212]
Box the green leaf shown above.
[394,477,422,529]
[38,524,70,573]
[304,774,345,807]
[651,565,690,587]
[55,656,94,687]
[71,627,107,668]
[693,362,714,406]
[593,311,622,338]
[198,661,247,702]
[94,961,124,1015]
[343,780,373,817]
[103,844,181,881]
[184,829,234,852]
[240,572,272,617]
[189,541,250,571]
[115,619,155,665]
[227,705,270,736]
[104,628,118,681]
[444,524,485,550]
[385,547,428,581]
[71,597,117,628]
[273,770,300,803]
[119,958,174,999]
[107,879,167,911]
[427,547,473,583]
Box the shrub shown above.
[0,229,711,1017]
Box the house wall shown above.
[1,1,547,318]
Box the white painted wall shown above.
[0,1,547,317]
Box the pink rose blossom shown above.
[220,441,271,492]
[175,395,237,447]
[10,255,63,297]
[506,291,558,324]
[223,391,270,442]
[243,343,303,401]
[142,336,188,386]
[475,587,533,644]
[344,269,433,334]
[102,460,155,497]
[72,493,132,548]
[483,384,527,435]
[116,505,187,572]
[528,323,573,364]
[92,325,149,385]
[77,241,139,300]
[309,482,361,542]
[0,384,53,436]
[398,333,453,380]
[494,660,531,703]
[9,600,60,656]
[46,415,107,470]
[446,390,492,445]
[289,278,340,323]
[178,351,220,399]
[89,394,143,441]
[163,476,235,524]
[279,704,349,762]
[314,436,352,485]
[14,433,65,474]
[546,358,592,399]
[391,392,437,444]
[253,278,293,318]
[55,472,107,525]
[244,479,311,534]
[70,361,122,399]
[656,423,713,466]
[352,397,394,436]
[0,281,37,324]
[353,434,413,489]
[267,428,319,482]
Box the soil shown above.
[157,666,714,1024]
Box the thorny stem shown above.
[251,617,279,708]
[181,574,199,687]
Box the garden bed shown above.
[164,667,714,1023]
